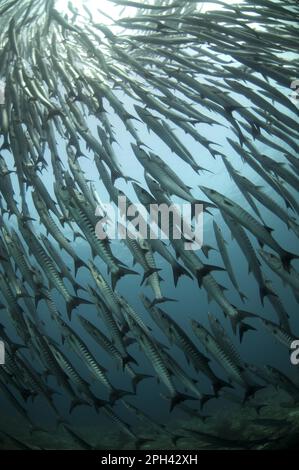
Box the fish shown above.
[213,220,247,302]
[56,315,133,405]
[191,318,260,400]
[221,212,272,305]
[200,186,298,271]
[259,318,296,349]
[259,250,299,301]
[141,295,228,395]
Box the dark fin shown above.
[140,268,161,286]
[66,297,92,321]
[239,322,256,343]
[281,250,299,272]
[110,388,135,405]
[73,231,85,241]
[34,290,50,307]
[20,388,35,402]
[69,399,91,414]
[150,297,176,308]
[122,353,138,371]
[243,385,265,403]
[199,394,214,410]
[191,199,214,217]
[120,324,129,336]
[238,131,247,148]
[93,398,108,413]
[259,284,274,305]
[131,374,153,393]
[169,393,196,412]
[123,176,139,184]
[74,257,86,276]
[201,244,215,258]
[229,310,257,337]
[212,378,232,396]
[193,200,217,216]
[123,337,137,347]
[196,264,226,287]
[172,263,192,287]
[0,142,11,151]
[73,282,85,295]
[264,225,274,234]
[135,437,154,450]
[111,267,138,290]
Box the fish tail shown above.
[212,378,232,396]
[20,388,37,402]
[34,290,50,307]
[169,392,196,412]
[109,388,135,405]
[69,399,91,414]
[172,262,192,287]
[281,250,299,272]
[74,257,86,276]
[0,142,10,151]
[229,309,257,339]
[243,384,265,404]
[66,296,92,321]
[201,244,215,258]
[73,282,85,295]
[140,267,161,286]
[239,321,256,343]
[121,353,138,371]
[149,296,176,308]
[193,199,216,217]
[111,267,138,290]
[93,399,108,413]
[131,373,153,393]
[199,394,214,410]
[259,283,274,305]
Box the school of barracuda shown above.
[0,0,298,450]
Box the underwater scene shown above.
[0,0,299,451]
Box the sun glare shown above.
[56,0,127,25]
[56,0,244,24]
